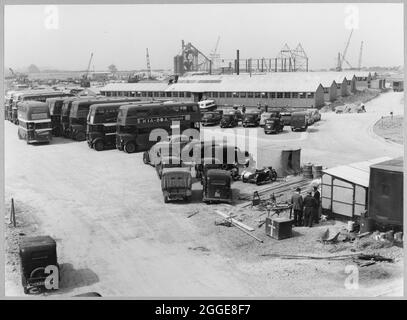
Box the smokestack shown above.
[236,50,240,75]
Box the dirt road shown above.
[4,91,403,297]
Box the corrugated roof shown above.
[322,157,392,187]
[100,82,170,92]
[99,71,364,93]
[167,73,323,92]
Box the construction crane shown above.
[358,41,364,71]
[81,52,93,88]
[146,48,152,80]
[336,29,353,71]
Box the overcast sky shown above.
[4,3,404,71]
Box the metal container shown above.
[312,165,323,179]
[360,216,375,233]
[265,217,293,240]
[303,163,313,179]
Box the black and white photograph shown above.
[1,1,405,299]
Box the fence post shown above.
[10,198,16,227]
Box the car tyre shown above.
[143,151,150,164]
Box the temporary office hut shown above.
[321,157,391,219]
[254,147,301,177]
[368,157,403,227]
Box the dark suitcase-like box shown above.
[265,217,293,240]
[19,236,58,294]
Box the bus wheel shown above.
[124,141,136,153]
[94,140,104,151]
[143,152,150,164]
[75,132,86,141]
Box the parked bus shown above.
[17,101,52,144]
[10,90,72,125]
[60,96,93,138]
[116,101,201,153]
[69,98,142,141]
[46,96,76,136]
[87,100,155,151]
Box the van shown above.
[290,111,308,131]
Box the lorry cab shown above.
[202,169,232,204]
[290,111,308,132]
[243,111,260,127]
[264,117,284,134]
[161,167,192,203]
[280,112,292,126]
[17,101,52,144]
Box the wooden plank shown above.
[214,210,254,231]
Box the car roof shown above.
[206,169,231,178]
[162,167,191,175]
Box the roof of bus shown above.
[18,101,49,115]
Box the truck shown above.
[290,111,308,132]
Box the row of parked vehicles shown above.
[199,103,321,133]
[142,134,282,204]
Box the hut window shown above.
[179,92,185,98]
[226,92,232,98]
[141,92,146,97]
[160,92,165,97]
[207,92,212,98]
[148,92,153,97]
[173,92,179,97]
[299,93,306,99]
[153,92,159,97]
[255,92,261,98]
[186,92,191,98]
[166,92,172,97]
[308,92,314,98]
[240,92,246,98]
[262,92,268,99]
[135,92,141,97]
[219,92,225,98]
[270,92,275,98]
[277,92,283,98]
[284,92,291,98]
[323,88,329,93]
[248,92,253,98]
[292,92,298,98]
[232,92,238,98]
[211,92,217,98]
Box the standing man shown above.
[303,190,317,227]
[290,187,303,226]
[313,186,321,224]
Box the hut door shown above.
[331,178,354,217]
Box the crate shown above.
[265,217,293,240]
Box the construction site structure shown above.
[358,41,364,71]
[174,40,212,76]
[221,43,309,75]
[336,29,353,71]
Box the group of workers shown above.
[290,186,321,227]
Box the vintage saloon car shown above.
[161,167,192,203]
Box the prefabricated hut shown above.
[321,157,391,219]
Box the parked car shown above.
[220,112,239,128]
[264,118,284,134]
[161,168,192,203]
[242,111,260,127]
[308,108,321,122]
[201,111,222,126]
[202,169,232,203]
[241,166,278,185]
[156,156,186,179]
[291,111,308,131]
[306,109,315,125]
